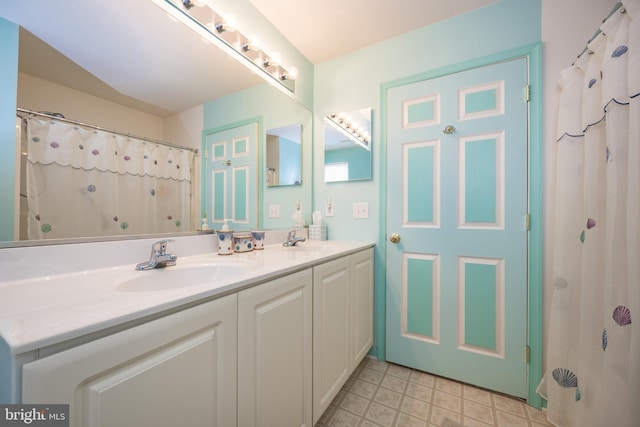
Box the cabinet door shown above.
[22,295,237,427]
[238,269,313,427]
[351,248,374,369]
[312,257,351,425]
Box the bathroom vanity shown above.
[0,234,374,427]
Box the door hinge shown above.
[525,84,531,102]
[525,345,531,363]
[525,213,531,231]
[204,149,208,160]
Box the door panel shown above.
[386,58,529,397]
[204,122,257,230]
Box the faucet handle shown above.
[152,239,174,255]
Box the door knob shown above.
[389,233,401,244]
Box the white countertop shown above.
[0,239,374,355]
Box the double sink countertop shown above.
[0,237,373,355]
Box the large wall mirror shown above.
[0,0,312,245]
[324,107,372,182]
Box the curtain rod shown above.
[16,108,199,154]
[575,1,625,62]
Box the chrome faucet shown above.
[282,230,306,247]
[135,239,177,270]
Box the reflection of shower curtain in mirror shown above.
[24,116,195,239]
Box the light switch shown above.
[353,202,369,219]
[269,204,280,218]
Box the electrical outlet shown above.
[269,204,280,218]
[326,201,334,217]
[353,202,369,219]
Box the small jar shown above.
[217,230,234,255]
[233,232,254,252]
[251,231,266,249]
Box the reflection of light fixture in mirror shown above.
[151,0,296,97]
[214,13,237,33]
[280,67,298,81]
[326,114,371,150]
[242,36,260,52]
[263,52,281,68]
[182,0,206,10]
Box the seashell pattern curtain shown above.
[539,1,639,425]
[24,116,195,239]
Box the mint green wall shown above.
[0,18,18,242]
[314,0,541,241]
[312,0,542,374]
[203,83,312,229]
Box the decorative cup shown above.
[251,231,266,249]
[233,232,254,252]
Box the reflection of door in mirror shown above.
[203,122,258,231]
[324,107,372,182]
[266,124,302,187]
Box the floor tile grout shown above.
[315,357,553,427]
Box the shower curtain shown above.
[24,115,195,239]
[540,1,639,426]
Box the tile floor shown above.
[315,357,554,427]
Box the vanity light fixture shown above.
[152,0,297,97]
[326,114,371,150]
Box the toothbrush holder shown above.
[217,230,234,255]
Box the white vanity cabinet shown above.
[312,248,374,424]
[237,269,313,427]
[21,294,238,427]
[3,240,375,427]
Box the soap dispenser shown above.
[217,219,234,255]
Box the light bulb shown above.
[214,13,237,33]
[270,52,282,65]
[223,13,238,32]
[286,66,298,80]
[242,35,260,52]
[182,0,206,9]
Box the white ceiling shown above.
[1,0,498,116]
[250,0,498,64]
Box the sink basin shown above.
[117,260,256,292]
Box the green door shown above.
[385,58,529,397]
[203,122,258,231]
